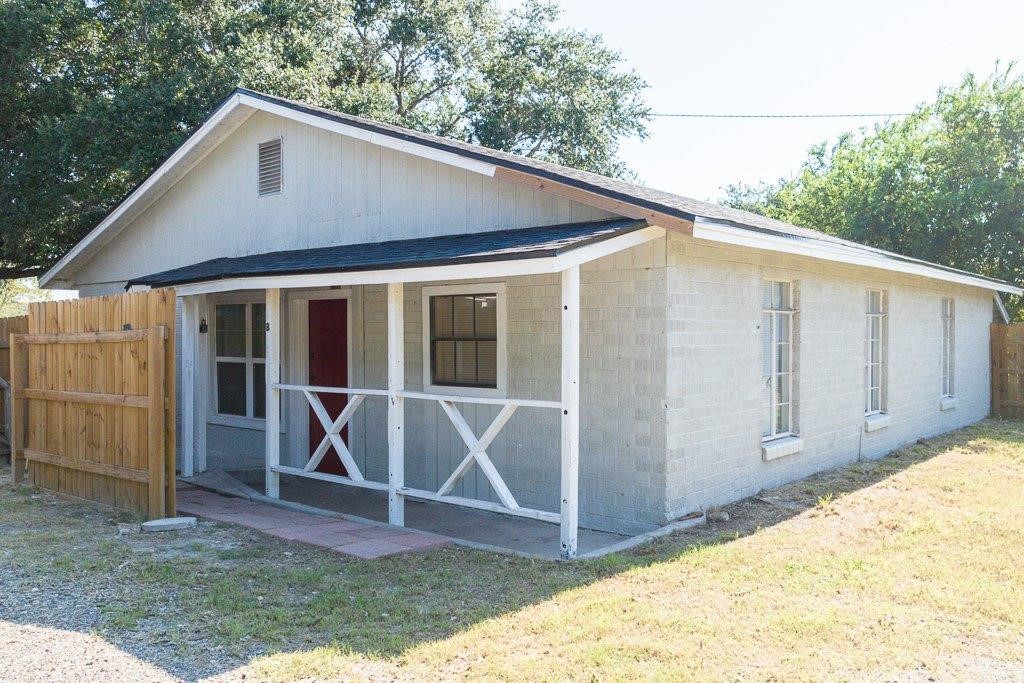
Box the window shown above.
[214,302,266,419]
[865,290,887,414]
[941,298,955,397]
[762,281,795,439]
[422,284,506,394]
[258,138,283,195]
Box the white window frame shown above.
[941,298,955,398]
[865,289,888,416]
[762,280,796,441]
[421,282,507,398]
[210,295,267,428]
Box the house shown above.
[39,89,1021,558]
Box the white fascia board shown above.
[692,218,1022,295]
[174,257,559,296]
[552,225,665,270]
[236,93,497,178]
[40,94,252,287]
[173,229,661,297]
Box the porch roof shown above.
[127,218,648,289]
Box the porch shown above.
[183,468,628,559]
[152,219,667,559]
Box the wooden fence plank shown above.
[147,325,166,518]
[15,388,149,408]
[15,290,176,518]
[991,322,1024,420]
[9,334,24,482]
[23,448,149,483]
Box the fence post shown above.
[9,334,24,483]
[147,326,166,519]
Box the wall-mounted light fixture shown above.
[199,318,208,334]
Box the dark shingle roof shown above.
[127,218,647,288]
[238,89,1014,289]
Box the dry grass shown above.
[2,420,1024,681]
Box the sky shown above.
[500,0,1024,201]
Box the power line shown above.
[651,112,912,119]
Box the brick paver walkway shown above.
[176,487,452,559]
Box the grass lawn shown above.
[1,420,1023,681]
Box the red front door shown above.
[308,298,348,475]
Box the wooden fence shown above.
[8,290,176,518]
[991,322,1024,419]
[0,316,29,456]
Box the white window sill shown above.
[762,435,804,462]
[940,396,957,411]
[864,412,892,433]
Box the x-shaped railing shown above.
[303,390,366,479]
[435,400,519,509]
[272,383,562,521]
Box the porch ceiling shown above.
[128,218,650,290]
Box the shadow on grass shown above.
[0,419,1021,679]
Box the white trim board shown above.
[420,282,508,399]
[286,289,355,468]
[692,218,1022,295]
[173,226,667,297]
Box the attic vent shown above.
[257,138,283,195]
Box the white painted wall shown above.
[664,233,994,519]
[69,111,611,289]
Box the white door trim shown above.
[286,289,354,468]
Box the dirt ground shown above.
[1,420,1022,681]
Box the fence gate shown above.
[8,289,176,519]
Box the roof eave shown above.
[692,217,1023,295]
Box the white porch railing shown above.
[271,383,562,523]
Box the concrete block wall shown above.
[664,232,993,519]
[351,239,668,535]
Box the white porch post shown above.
[560,265,581,559]
[180,294,210,476]
[180,296,197,477]
[387,282,406,526]
[265,287,282,498]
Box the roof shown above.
[127,218,648,289]
[42,87,1021,295]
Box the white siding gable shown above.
[72,110,614,289]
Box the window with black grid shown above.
[429,293,498,388]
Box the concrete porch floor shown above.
[185,469,628,559]
[277,475,628,559]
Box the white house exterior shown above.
[40,89,1020,557]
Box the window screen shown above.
[429,294,498,388]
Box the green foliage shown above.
[0,278,48,316]
[0,0,649,274]
[724,66,1024,316]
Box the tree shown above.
[0,0,648,277]
[724,66,1024,315]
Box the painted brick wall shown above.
[350,239,668,535]
[664,233,993,519]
